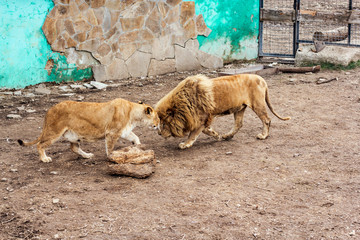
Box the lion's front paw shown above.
[179,142,191,149]
[41,157,52,163]
[256,133,267,140]
[221,134,234,141]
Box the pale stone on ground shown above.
[295,44,360,66]
[108,146,156,178]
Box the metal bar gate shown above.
[259,0,360,58]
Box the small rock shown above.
[24,93,36,98]
[305,72,313,75]
[345,72,351,75]
[61,93,75,96]
[54,234,60,239]
[293,153,301,157]
[26,109,36,113]
[6,187,14,192]
[17,106,25,111]
[50,171,58,175]
[70,84,86,89]
[349,230,355,236]
[13,90,22,96]
[225,152,233,155]
[10,168,18,172]
[90,81,108,90]
[35,87,51,95]
[58,86,71,92]
[1,178,7,182]
[83,83,94,89]
[7,114,22,119]
[52,198,60,204]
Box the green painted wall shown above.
[188,0,259,61]
[0,0,92,89]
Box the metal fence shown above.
[259,0,360,57]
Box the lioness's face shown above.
[142,105,160,130]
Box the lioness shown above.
[18,99,160,163]
[155,74,290,149]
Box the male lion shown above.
[18,99,159,163]
[155,74,290,149]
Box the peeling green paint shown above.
[0,0,92,89]
[187,0,259,61]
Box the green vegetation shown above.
[302,60,360,70]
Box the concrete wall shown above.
[0,0,92,89]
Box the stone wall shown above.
[42,0,223,82]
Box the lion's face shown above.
[157,112,173,138]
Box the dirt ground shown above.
[1,64,359,240]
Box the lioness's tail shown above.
[265,89,291,121]
[18,137,40,147]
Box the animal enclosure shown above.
[259,0,360,57]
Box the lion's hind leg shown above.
[179,125,205,149]
[221,107,247,141]
[251,100,271,140]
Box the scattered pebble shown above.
[13,90,22,96]
[50,171,58,175]
[7,114,22,119]
[24,92,36,98]
[10,168,18,172]
[6,187,14,192]
[225,152,233,155]
[35,87,51,95]
[1,178,8,182]
[90,81,108,90]
[83,83,94,89]
[58,86,71,92]
[17,106,25,111]
[70,84,86,89]
[52,198,60,204]
[349,230,356,236]
[26,109,36,113]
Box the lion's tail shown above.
[265,89,291,121]
[18,137,40,147]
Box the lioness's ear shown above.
[145,106,153,115]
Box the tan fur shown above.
[156,74,290,149]
[18,99,160,163]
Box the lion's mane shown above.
[155,75,215,137]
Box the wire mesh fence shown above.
[259,0,360,57]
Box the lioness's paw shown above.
[41,157,52,163]
[256,134,267,140]
[83,153,94,159]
